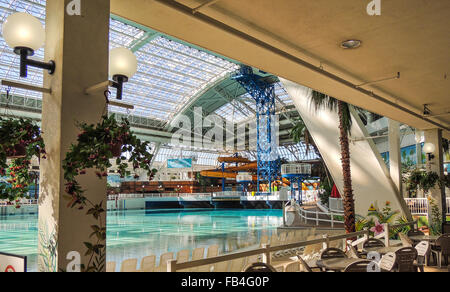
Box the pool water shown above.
[0,209,282,272]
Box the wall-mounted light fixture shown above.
[423,142,436,161]
[109,47,137,100]
[2,12,55,78]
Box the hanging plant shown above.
[62,114,155,272]
[0,117,45,203]
[404,169,443,196]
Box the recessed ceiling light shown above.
[340,39,362,49]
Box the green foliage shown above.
[0,118,45,202]
[428,197,442,236]
[356,202,400,238]
[62,114,154,272]
[404,169,443,196]
[318,176,333,206]
[310,91,353,135]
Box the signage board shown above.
[0,252,27,272]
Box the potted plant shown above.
[0,117,45,203]
[62,114,154,272]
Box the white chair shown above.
[270,234,280,247]
[120,258,138,272]
[176,250,190,263]
[286,232,295,244]
[106,261,116,272]
[213,260,229,272]
[379,252,396,272]
[229,258,246,272]
[284,262,301,272]
[278,232,287,244]
[140,255,156,272]
[156,252,174,272]
[260,235,269,247]
[415,241,430,272]
[207,245,219,258]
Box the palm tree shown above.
[310,91,356,234]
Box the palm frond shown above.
[310,91,353,135]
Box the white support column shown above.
[38,0,110,272]
[388,119,403,196]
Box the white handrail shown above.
[296,206,344,228]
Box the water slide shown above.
[200,157,258,180]
[280,78,412,218]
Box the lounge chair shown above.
[207,245,219,258]
[156,252,174,272]
[431,234,450,268]
[176,250,190,263]
[106,261,116,272]
[120,258,138,272]
[140,255,156,272]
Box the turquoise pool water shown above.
[0,209,282,272]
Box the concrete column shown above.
[415,130,423,166]
[388,119,403,196]
[424,129,446,228]
[38,0,110,272]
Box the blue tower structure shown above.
[281,164,312,205]
[233,66,280,194]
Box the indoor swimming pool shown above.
[0,209,283,272]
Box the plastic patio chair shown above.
[284,262,301,272]
[414,241,430,272]
[207,245,219,258]
[395,247,418,272]
[140,255,156,272]
[106,261,116,272]
[176,250,190,263]
[431,234,450,268]
[320,248,347,260]
[379,252,396,272]
[343,260,372,272]
[363,238,385,249]
[156,252,174,272]
[120,258,138,272]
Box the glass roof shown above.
[0,0,46,100]
[0,0,239,126]
[214,82,293,123]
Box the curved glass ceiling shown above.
[0,0,239,126]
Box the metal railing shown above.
[329,198,344,212]
[404,197,450,216]
[166,221,417,272]
[296,206,344,228]
[0,199,38,206]
[212,191,242,198]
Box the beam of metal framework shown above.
[192,0,222,14]
[233,66,280,194]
